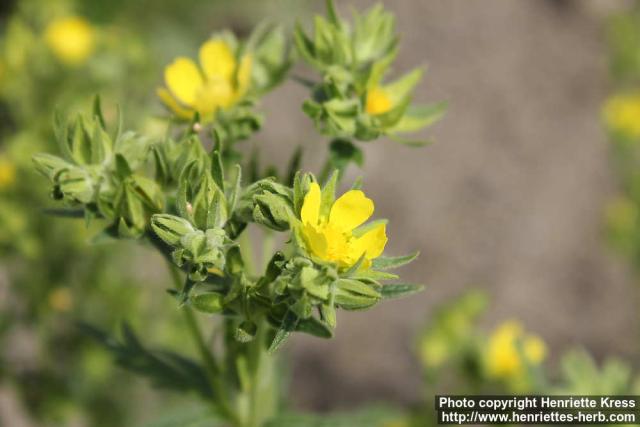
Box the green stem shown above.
[238,231,256,277]
[261,230,275,272]
[247,318,275,427]
[166,262,241,426]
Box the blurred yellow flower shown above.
[45,17,96,65]
[49,287,74,312]
[0,156,16,189]
[486,320,546,381]
[158,38,252,122]
[300,182,387,269]
[420,333,449,369]
[366,86,393,115]
[603,93,640,139]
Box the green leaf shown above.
[296,316,333,338]
[211,150,225,193]
[371,251,419,270]
[115,153,132,178]
[380,283,424,299]
[384,68,424,105]
[151,214,195,246]
[325,0,340,24]
[320,170,339,218]
[389,101,447,134]
[388,134,433,147]
[92,94,107,130]
[269,310,298,353]
[228,164,242,214]
[32,153,71,180]
[80,323,213,399]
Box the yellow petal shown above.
[329,190,374,232]
[351,223,387,261]
[236,54,252,97]
[301,182,321,225]
[193,77,234,119]
[366,86,393,115]
[199,39,235,82]
[303,223,328,260]
[165,57,203,106]
[156,87,195,120]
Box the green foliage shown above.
[82,323,214,399]
[33,100,164,237]
[553,349,640,395]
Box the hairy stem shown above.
[166,261,240,425]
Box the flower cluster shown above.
[295,1,446,144]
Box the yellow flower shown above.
[603,93,640,139]
[158,38,252,122]
[0,156,16,189]
[300,182,387,269]
[366,86,393,115]
[44,17,96,65]
[486,320,546,381]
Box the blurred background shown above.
[2,0,640,425]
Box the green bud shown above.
[191,292,225,314]
[151,214,195,246]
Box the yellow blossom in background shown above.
[0,156,16,189]
[158,38,252,122]
[366,86,393,115]
[603,93,640,139]
[44,16,96,65]
[300,182,387,269]
[486,320,546,382]
[420,333,449,369]
[49,287,74,312]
